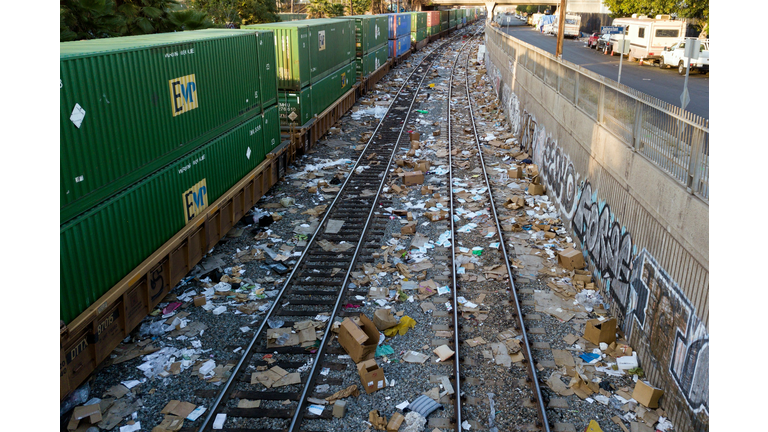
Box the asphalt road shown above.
[497,19,709,119]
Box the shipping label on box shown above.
[356,359,385,394]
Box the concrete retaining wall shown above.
[484,26,709,431]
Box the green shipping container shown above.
[356,44,389,78]
[244,19,355,91]
[60,29,269,225]
[411,28,427,43]
[449,9,457,20]
[255,30,278,109]
[440,11,449,30]
[60,115,267,324]
[450,19,457,29]
[336,15,388,56]
[262,104,281,153]
[279,87,313,127]
[312,61,355,119]
[428,25,440,37]
[409,12,427,31]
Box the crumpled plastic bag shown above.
[375,344,395,358]
[383,316,416,337]
[402,412,427,432]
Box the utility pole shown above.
[555,0,567,58]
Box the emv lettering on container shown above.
[169,74,199,117]
[184,178,208,222]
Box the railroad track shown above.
[446,32,551,431]
[196,31,472,432]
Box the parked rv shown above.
[550,14,581,38]
[609,15,686,62]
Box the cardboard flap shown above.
[341,318,369,345]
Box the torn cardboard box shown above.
[403,171,425,186]
[558,247,585,270]
[633,380,664,408]
[338,314,380,363]
[583,318,617,345]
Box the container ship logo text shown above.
[170,74,199,117]
[183,179,208,222]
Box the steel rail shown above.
[286,36,463,432]
[198,39,450,432]
[446,32,478,432]
[463,30,551,431]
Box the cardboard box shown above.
[432,130,441,136]
[558,247,585,270]
[403,171,424,186]
[194,296,207,307]
[632,380,664,408]
[333,400,347,418]
[409,131,420,141]
[356,359,385,394]
[410,141,420,150]
[424,210,448,221]
[338,314,380,363]
[528,183,545,195]
[387,412,405,432]
[508,166,523,178]
[373,308,400,330]
[583,318,617,345]
[416,160,431,172]
[401,222,416,235]
[525,164,539,177]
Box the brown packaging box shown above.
[356,359,385,394]
[373,308,400,330]
[632,380,664,408]
[528,176,546,195]
[573,269,592,283]
[410,141,420,150]
[338,314,380,363]
[409,131,420,141]
[526,164,539,177]
[583,318,617,345]
[432,130,441,136]
[416,160,431,172]
[403,171,424,186]
[508,166,523,178]
[194,296,207,307]
[558,247,585,270]
[401,222,416,235]
[387,412,405,431]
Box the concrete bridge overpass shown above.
[430,0,558,18]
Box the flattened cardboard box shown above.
[583,318,617,345]
[558,247,585,270]
[338,314,379,363]
[356,359,385,394]
[387,412,405,432]
[632,380,664,408]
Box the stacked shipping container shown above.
[410,12,427,43]
[426,11,440,37]
[244,19,356,127]
[387,13,412,58]
[336,15,389,81]
[60,29,281,324]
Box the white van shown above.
[609,15,686,63]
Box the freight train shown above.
[60,8,482,400]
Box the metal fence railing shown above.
[486,26,709,202]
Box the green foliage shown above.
[60,0,213,41]
[351,0,373,16]
[306,0,347,18]
[602,0,708,20]
[190,0,278,26]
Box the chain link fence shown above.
[487,27,709,201]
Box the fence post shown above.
[598,83,605,124]
[574,71,580,107]
[633,100,643,152]
[686,127,704,195]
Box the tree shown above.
[60,0,212,41]
[306,0,345,18]
[602,0,708,33]
[350,0,372,15]
[188,0,277,26]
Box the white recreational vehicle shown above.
[551,14,582,38]
[608,15,686,63]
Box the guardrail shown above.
[486,25,709,201]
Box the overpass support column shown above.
[484,1,496,22]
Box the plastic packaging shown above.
[60,382,90,416]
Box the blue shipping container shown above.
[388,34,411,58]
[387,13,412,39]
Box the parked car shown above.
[587,32,600,48]
[659,39,709,74]
[596,34,612,52]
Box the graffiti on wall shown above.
[486,33,709,420]
[627,250,709,414]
